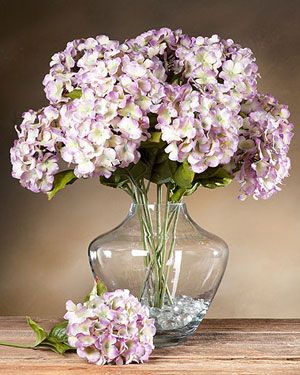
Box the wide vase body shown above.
[89,202,228,347]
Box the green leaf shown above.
[148,113,158,128]
[0,317,47,350]
[170,73,184,85]
[39,321,75,354]
[84,280,108,302]
[0,318,75,355]
[47,170,77,200]
[184,182,202,196]
[199,177,232,189]
[173,161,195,188]
[44,321,75,354]
[148,131,161,143]
[49,321,68,342]
[64,89,82,99]
[170,187,187,202]
[194,166,232,180]
[41,337,74,355]
[195,167,233,189]
[140,132,163,149]
[96,280,108,296]
[170,181,202,202]
[154,150,169,164]
[139,143,178,185]
[100,172,128,189]
[151,159,177,185]
[100,160,149,189]
[128,160,149,180]
[26,317,48,346]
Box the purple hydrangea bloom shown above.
[156,84,242,173]
[235,94,293,200]
[10,107,61,192]
[64,288,156,365]
[10,28,293,199]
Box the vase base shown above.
[144,296,210,331]
[154,335,188,347]
[153,319,203,348]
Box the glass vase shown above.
[88,202,228,347]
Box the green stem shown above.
[130,179,180,308]
[160,204,181,305]
[132,181,160,305]
[0,341,34,349]
[145,179,151,193]
[156,184,162,239]
[156,191,170,307]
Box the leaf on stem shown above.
[195,167,233,189]
[96,280,108,296]
[49,321,69,342]
[0,318,75,354]
[100,160,149,189]
[64,89,82,99]
[84,279,108,302]
[47,170,77,200]
[170,187,186,202]
[42,320,74,354]
[26,316,48,346]
[151,158,177,185]
[173,161,195,188]
[139,132,164,149]
[41,336,73,355]
[148,113,158,129]
[29,318,74,354]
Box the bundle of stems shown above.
[124,178,181,308]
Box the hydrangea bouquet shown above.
[11,29,293,314]
[11,28,293,200]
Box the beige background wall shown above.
[0,0,299,318]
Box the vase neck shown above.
[129,202,187,215]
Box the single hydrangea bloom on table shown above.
[64,287,156,365]
[0,282,154,366]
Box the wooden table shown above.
[0,317,299,374]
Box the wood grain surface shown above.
[0,317,299,374]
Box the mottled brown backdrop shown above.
[0,0,299,317]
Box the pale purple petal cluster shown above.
[176,34,258,101]
[43,34,153,179]
[10,107,60,192]
[10,28,293,199]
[43,36,121,104]
[125,30,258,101]
[64,289,156,365]
[58,87,149,178]
[156,84,242,173]
[124,29,257,173]
[235,94,293,200]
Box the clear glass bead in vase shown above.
[88,202,228,347]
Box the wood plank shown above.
[0,318,299,374]
[1,317,300,332]
[0,360,300,375]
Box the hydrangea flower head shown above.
[10,106,61,192]
[10,28,293,200]
[64,287,156,365]
[235,93,293,200]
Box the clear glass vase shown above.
[88,202,228,347]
